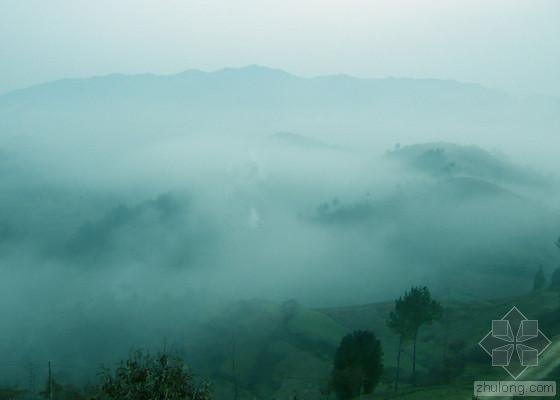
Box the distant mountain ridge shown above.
[4,65,560,118]
[0,65,517,113]
[0,65,558,166]
[0,65,501,98]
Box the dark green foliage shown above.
[330,330,383,399]
[402,286,443,334]
[101,350,211,400]
[387,300,414,338]
[389,286,442,384]
[386,294,415,392]
[331,368,366,400]
[533,266,546,291]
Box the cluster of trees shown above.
[100,351,211,400]
[0,352,211,400]
[327,234,560,399]
[386,286,442,391]
[329,286,442,399]
[0,287,442,400]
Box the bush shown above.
[101,350,211,400]
[330,330,383,399]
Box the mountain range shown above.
[1,66,558,159]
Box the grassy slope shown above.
[192,299,350,399]
[199,290,560,399]
[320,290,560,399]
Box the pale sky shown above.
[0,0,559,96]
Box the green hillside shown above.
[191,290,560,399]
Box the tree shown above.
[533,266,546,291]
[395,286,442,383]
[386,296,413,392]
[101,350,211,400]
[330,331,383,399]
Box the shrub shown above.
[101,350,211,400]
[330,330,383,399]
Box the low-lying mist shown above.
[1,68,559,386]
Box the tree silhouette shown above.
[393,286,442,383]
[386,296,414,392]
[330,330,383,399]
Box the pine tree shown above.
[389,286,442,384]
[387,297,413,392]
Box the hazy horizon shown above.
[1,0,559,97]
